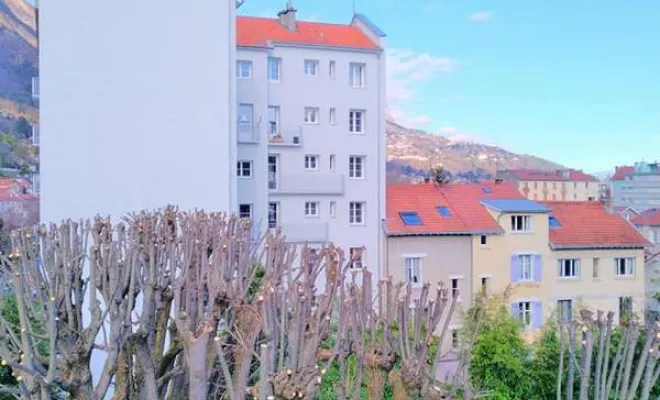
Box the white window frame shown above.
[558,299,573,323]
[304,107,320,124]
[267,105,280,135]
[268,202,279,229]
[349,155,365,179]
[236,161,252,178]
[238,204,252,219]
[349,247,364,269]
[511,215,532,232]
[615,257,635,277]
[349,201,365,225]
[349,110,364,134]
[329,155,336,171]
[404,256,421,285]
[329,201,336,218]
[304,155,319,171]
[305,201,319,218]
[304,59,319,77]
[267,57,281,81]
[518,301,532,328]
[451,278,460,299]
[237,60,252,79]
[329,108,336,124]
[519,254,533,282]
[349,62,366,88]
[558,258,580,278]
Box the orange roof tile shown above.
[386,181,525,235]
[631,209,660,226]
[612,166,634,181]
[542,201,648,249]
[504,169,598,182]
[236,16,379,50]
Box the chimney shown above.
[277,1,297,32]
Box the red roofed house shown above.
[0,178,39,231]
[386,181,649,347]
[500,168,601,202]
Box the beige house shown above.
[500,169,600,201]
[386,182,649,348]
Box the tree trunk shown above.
[185,332,211,400]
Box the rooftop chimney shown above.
[277,0,297,32]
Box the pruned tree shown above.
[429,166,452,187]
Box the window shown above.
[482,187,492,194]
[451,330,459,350]
[267,106,280,135]
[481,277,490,295]
[437,206,451,217]
[653,230,660,244]
[304,59,318,77]
[349,62,366,87]
[236,161,252,178]
[329,155,336,171]
[349,156,364,178]
[558,259,580,278]
[237,60,252,78]
[349,202,365,224]
[238,104,254,133]
[549,216,561,228]
[329,201,336,218]
[558,300,573,323]
[511,215,532,232]
[349,247,363,268]
[619,297,633,324]
[239,204,252,219]
[518,302,532,328]
[399,211,422,225]
[32,124,39,146]
[329,108,336,124]
[593,258,600,278]
[404,257,421,284]
[268,202,279,229]
[304,155,318,171]
[349,110,364,133]
[519,254,533,281]
[268,57,281,81]
[615,257,634,277]
[480,235,487,245]
[305,201,319,218]
[329,60,336,79]
[451,278,459,299]
[304,107,319,124]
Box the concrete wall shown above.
[39,0,237,222]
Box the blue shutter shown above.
[510,255,520,283]
[510,302,520,319]
[534,254,543,282]
[532,301,543,329]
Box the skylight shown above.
[400,211,423,225]
[437,206,451,217]
[549,216,562,228]
[482,187,492,194]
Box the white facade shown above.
[234,14,387,274]
[612,162,660,211]
[38,0,238,222]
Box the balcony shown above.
[237,122,259,144]
[269,173,345,195]
[32,124,39,146]
[31,77,39,100]
[280,221,329,243]
[268,126,302,147]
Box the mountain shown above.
[386,121,563,182]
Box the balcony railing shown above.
[269,126,302,147]
[31,77,39,99]
[32,124,39,146]
[269,173,344,195]
[280,221,329,243]
[237,121,260,144]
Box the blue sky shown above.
[239,0,660,173]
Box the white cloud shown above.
[386,48,458,127]
[467,11,493,23]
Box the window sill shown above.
[303,122,320,125]
[237,176,253,179]
[268,79,280,83]
[305,215,320,219]
[349,222,366,227]
[614,275,636,280]
[348,176,365,180]
[349,132,365,135]
[510,231,535,235]
[516,281,541,288]
[237,76,252,80]
[558,276,580,281]
[351,85,367,89]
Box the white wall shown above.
[39,0,237,223]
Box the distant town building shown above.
[499,169,600,201]
[631,209,660,321]
[611,161,660,211]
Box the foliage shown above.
[529,322,561,400]
[15,118,31,139]
[429,166,452,187]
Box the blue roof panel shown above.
[480,199,550,213]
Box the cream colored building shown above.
[500,169,601,201]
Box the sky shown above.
[238,0,660,173]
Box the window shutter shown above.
[510,302,520,319]
[534,254,542,282]
[510,255,520,282]
[532,301,543,329]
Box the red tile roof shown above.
[631,209,660,226]
[236,16,379,49]
[612,166,634,181]
[542,201,649,249]
[386,181,525,235]
[504,169,598,182]
[0,178,36,201]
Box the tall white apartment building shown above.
[235,5,387,272]
[38,1,386,271]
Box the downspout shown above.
[377,47,385,284]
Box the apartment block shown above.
[611,162,660,211]
[630,209,660,320]
[385,181,648,346]
[500,169,600,201]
